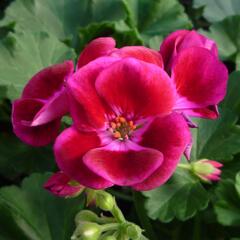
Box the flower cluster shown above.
[12,30,228,194]
[72,190,144,240]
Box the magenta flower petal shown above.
[181,105,219,120]
[178,31,218,57]
[12,61,74,146]
[83,141,163,186]
[77,37,116,69]
[68,57,118,131]
[54,126,113,189]
[96,58,176,118]
[31,90,68,126]
[160,29,189,71]
[133,112,191,191]
[160,30,218,71]
[173,47,228,110]
[12,99,60,146]
[22,61,74,99]
[110,46,163,67]
[44,172,84,197]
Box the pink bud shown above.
[44,172,84,197]
[192,159,223,183]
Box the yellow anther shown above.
[129,121,134,127]
[129,125,136,130]
[109,116,139,140]
[110,122,117,129]
[119,117,126,123]
[115,117,120,122]
[113,131,121,139]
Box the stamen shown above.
[108,115,138,140]
[110,122,117,129]
[129,121,134,127]
[113,131,121,139]
[131,125,137,130]
[119,117,126,123]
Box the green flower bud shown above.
[101,236,117,240]
[86,189,97,206]
[72,222,102,240]
[96,191,115,212]
[191,159,222,182]
[192,161,215,175]
[75,210,100,225]
[126,224,142,239]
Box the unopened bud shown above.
[75,210,100,225]
[72,222,102,240]
[126,223,142,239]
[96,191,115,212]
[191,159,222,182]
[101,236,117,240]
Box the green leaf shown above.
[0,173,84,240]
[0,0,126,46]
[214,176,240,226]
[143,168,209,222]
[221,71,240,114]
[193,0,240,23]
[190,71,240,161]
[123,0,192,45]
[148,36,164,50]
[190,109,240,161]
[0,131,56,181]
[236,52,240,71]
[0,31,75,99]
[235,172,240,198]
[78,21,143,52]
[200,16,240,63]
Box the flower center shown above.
[109,116,137,141]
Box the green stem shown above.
[192,214,201,240]
[177,163,192,170]
[101,223,120,232]
[111,200,126,223]
[132,191,157,240]
[172,223,182,240]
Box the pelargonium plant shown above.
[12,30,228,240]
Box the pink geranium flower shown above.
[12,35,228,191]
[160,30,228,120]
[12,61,74,146]
[53,38,191,191]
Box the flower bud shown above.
[75,210,100,225]
[101,236,116,240]
[95,191,115,212]
[44,172,84,198]
[191,159,223,182]
[126,223,142,239]
[86,189,97,206]
[72,222,102,240]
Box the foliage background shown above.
[0,0,240,239]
